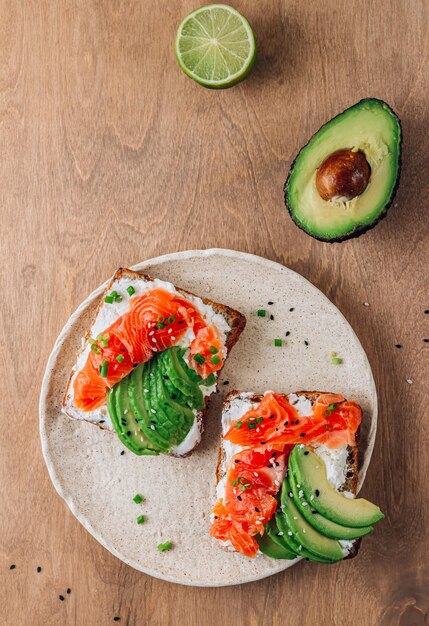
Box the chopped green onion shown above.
[274,338,282,347]
[193,353,205,365]
[114,294,122,302]
[104,295,114,304]
[331,357,343,365]
[99,360,108,378]
[116,354,125,363]
[167,315,176,324]
[157,315,165,322]
[211,355,221,365]
[255,416,264,424]
[97,333,110,347]
[157,541,173,552]
[137,515,145,524]
[330,351,337,357]
[209,346,218,354]
[257,309,266,317]
[247,422,257,430]
[110,291,118,297]
[328,403,337,411]
[127,285,135,296]
[236,421,243,429]
[157,322,164,329]
[133,494,144,504]
[90,344,101,355]
[88,338,96,345]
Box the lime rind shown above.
[175,4,256,89]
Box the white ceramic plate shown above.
[40,249,377,587]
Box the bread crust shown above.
[62,268,246,457]
[215,390,362,559]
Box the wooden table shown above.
[1,1,428,624]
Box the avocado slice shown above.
[128,363,171,452]
[256,528,296,560]
[107,379,160,455]
[159,347,205,410]
[275,502,336,564]
[150,356,196,445]
[284,98,401,242]
[263,516,296,559]
[280,477,344,562]
[290,445,384,528]
[288,462,373,540]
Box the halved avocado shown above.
[290,445,384,528]
[284,98,401,242]
[280,477,344,562]
[288,461,373,540]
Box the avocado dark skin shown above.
[283,98,402,243]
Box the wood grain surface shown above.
[1,1,428,624]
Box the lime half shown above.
[175,4,256,89]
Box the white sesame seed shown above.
[302,501,308,507]
[275,480,280,486]
[150,425,156,431]
[148,331,154,336]
[298,490,304,498]
[256,428,260,433]
[288,531,293,536]
[150,409,156,414]
[289,492,293,497]
[298,545,302,550]
[171,336,176,341]
[168,329,173,334]
[406,378,413,385]
[293,516,298,520]
[280,505,285,510]
[254,472,259,477]
[151,337,157,343]
[124,409,128,415]
[277,531,284,536]
[296,484,301,488]
[310,495,314,500]
[363,301,370,307]
[302,528,306,533]
[144,389,149,393]
[249,417,255,421]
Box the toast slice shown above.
[215,390,361,559]
[62,268,246,456]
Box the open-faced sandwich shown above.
[211,391,383,562]
[63,268,246,457]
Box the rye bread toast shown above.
[62,268,246,456]
[215,390,361,559]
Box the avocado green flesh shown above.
[107,347,213,455]
[263,516,296,558]
[290,446,384,528]
[108,380,160,455]
[285,99,401,240]
[280,477,344,562]
[274,510,334,563]
[288,463,373,540]
[257,528,296,560]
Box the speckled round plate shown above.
[40,249,377,587]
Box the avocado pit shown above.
[316,149,371,202]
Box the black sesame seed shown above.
[271,452,277,457]
[268,301,274,305]
[59,595,65,601]
[312,510,318,514]
[285,331,290,337]
[269,414,275,419]
[9,564,15,570]
[214,515,218,519]
[425,310,429,314]
[223,380,229,385]
[260,441,266,445]
[270,314,274,321]
[315,490,320,496]
[113,618,121,622]
[234,459,240,463]
[132,363,138,368]
[126,431,131,436]
[304,340,309,346]
[395,344,402,349]
[300,433,306,437]
[289,307,295,312]
[283,421,288,426]
[304,451,309,456]
[178,320,184,324]
[255,507,260,512]
[275,461,280,467]
[36,566,42,573]
[237,495,242,501]
[295,420,299,425]
[66,588,71,594]
[423,339,429,343]
[120,451,125,456]
[99,420,105,424]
